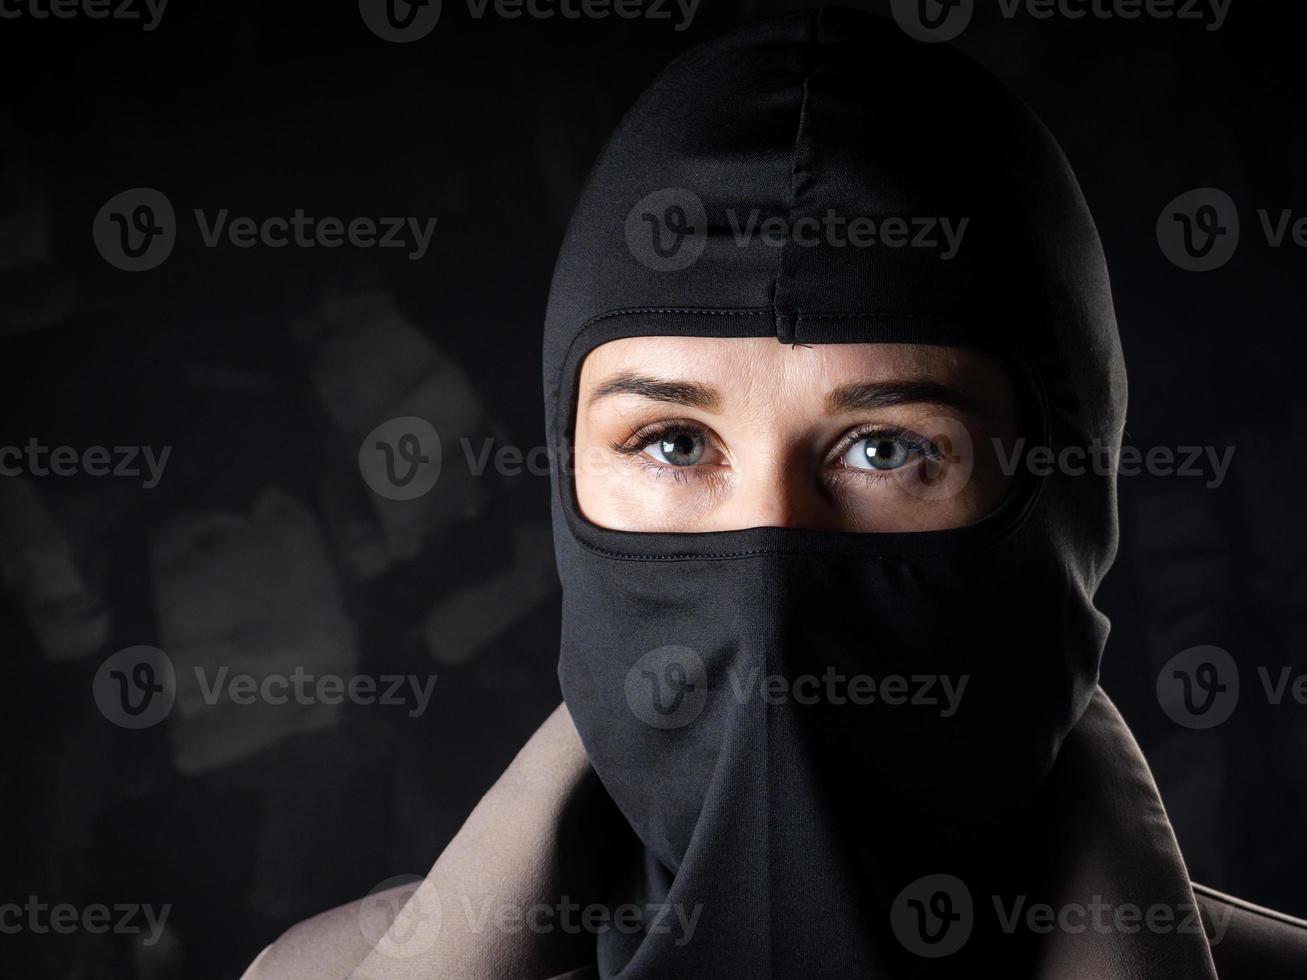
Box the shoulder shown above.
[241,702,611,978]
[1195,883,1307,978]
[238,886,402,979]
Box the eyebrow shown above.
[589,371,979,417]
[588,372,721,410]
[823,380,980,416]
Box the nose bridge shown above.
[730,436,822,529]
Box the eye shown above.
[643,427,705,467]
[839,428,939,473]
[846,435,909,471]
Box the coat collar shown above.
[1013,688,1220,978]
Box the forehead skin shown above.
[576,337,1012,430]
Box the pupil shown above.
[662,432,699,464]
[864,437,904,470]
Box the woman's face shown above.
[573,337,1018,533]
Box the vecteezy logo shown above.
[358,874,442,959]
[93,646,177,729]
[890,0,974,43]
[624,645,708,729]
[890,874,973,958]
[358,416,442,501]
[1157,645,1240,729]
[890,415,975,502]
[93,188,176,271]
[359,0,442,42]
[1156,188,1240,272]
[624,188,708,272]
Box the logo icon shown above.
[891,0,974,43]
[890,415,975,502]
[93,188,176,271]
[359,416,442,501]
[624,188,708,272]
[358,874,442,959]
[624,645,708,729]
[891,874,973,957]
[1157,644,1239,729]
[1156,188,1240,272]
[93,646,177,729]
[359,0,442,42]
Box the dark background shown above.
[1,1,1304,976]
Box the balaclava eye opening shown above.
[542,6,1126,976]
[560,336,1046,548]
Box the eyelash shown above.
[608,420,943,485]
[610,420,712,485]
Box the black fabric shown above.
[543,6,1129,976]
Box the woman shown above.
[244,7,1306,977]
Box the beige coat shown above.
[241,690,1307,979]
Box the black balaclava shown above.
[544,6,1128,976]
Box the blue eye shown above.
[644,429,705,466]
[843,433,915,472]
